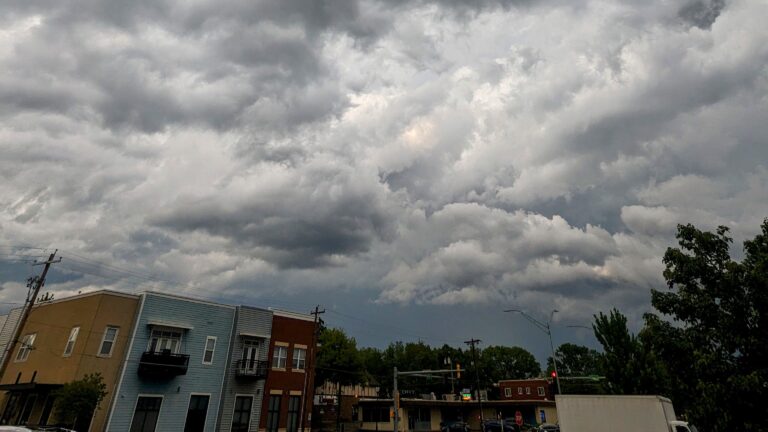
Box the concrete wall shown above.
[217,306,272,432]
[107,292,235,432]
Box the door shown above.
[231,396,253,432]
[18,394,36,425]
[183,395,210,432]
[130,396,163,432]
[241,342,259,371]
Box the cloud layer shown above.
[2,0,767,329]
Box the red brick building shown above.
[260,310,317,432]
[498,379,554,401]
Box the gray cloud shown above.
[1,0,768,341]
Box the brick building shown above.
[260,310,316,432]
[498,379,554,401]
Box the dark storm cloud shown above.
[679,0,726,29]
[150,161,396,268]
[2,0,768,334]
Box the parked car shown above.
[483,420,521,432]
[441,420,470,432]
[0,427,76,432]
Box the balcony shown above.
[235,359,269,379]
[138,350,190,378]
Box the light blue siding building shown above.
[106,292,235,432]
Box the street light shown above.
[504,308,562,394]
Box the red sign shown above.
[514,411,523,426]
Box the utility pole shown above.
[504,309,562,394]
[301,305,325,432]
[0,250,60,380]
[464,338,484,424]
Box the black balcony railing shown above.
[138,350,190,378]
[235,359,269,379]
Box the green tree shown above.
[480,345,541,386]
[546,343,605,394]
[53,373,108,429]
[546,343,603,376]
[593,309,670,396]
[315,328,362,386]
[648,221,768,432]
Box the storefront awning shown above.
[0,382,62,392]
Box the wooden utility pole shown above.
[464,338,484,424]
[0,250,60,380]
[300,305,324,432]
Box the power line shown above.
[326,309,463,345]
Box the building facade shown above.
[259,310,315,432]
[498,379,553,402]
[0,290,140,431]
[0,290,318,432]
[357,398,558,432]
[217,305,273,432]
[106,292,236,432]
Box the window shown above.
[537,386,545,396]
[63,326,80,357]
[99,326,119,357]
[15,334,36,362]
[266,395,281,432]
[292,347,306,370]
[526,387,531,395]
[272,346,287,369]
[286,395,301,432]
[130,396,162,432]
[504,387,512,397]
[231,396,253,432]
[363,407,390,423]
[203,337,216,365]
[148,327,182,354]
[19,394,36,425]
[183,394,210,432]
[517,387,523,395]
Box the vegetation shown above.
[593,220,768,432]
[53,373,108,429]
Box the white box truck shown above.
[555,395,696,432]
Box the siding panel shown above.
[217,306,273,432]
[108,293,235,432]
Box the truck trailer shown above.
[555,395,696,432]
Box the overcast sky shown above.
[1,0,767,362]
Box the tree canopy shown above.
[53,373,108,429]
[592,220,768,432]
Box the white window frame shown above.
[98,326,119,358]
[292,347,306,371]
[517,387,523,395]
[202,336,217,365]
[272,345,287,369]
[504,387,512,397]
[147,326,183,354]
[526,387,531,395]
[231,394,254,432]
[63,326,80,357]
[15,333,36,362]
[537,386,545,396]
